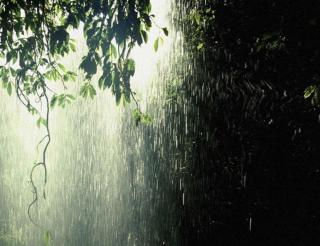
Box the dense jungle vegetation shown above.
[170,0,320,245]
[1,0,320,245]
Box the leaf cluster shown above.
[0,0,156,110]
[132,108,152,126]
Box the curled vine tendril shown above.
[27,86,51,226]
[15,76,51,226]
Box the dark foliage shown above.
[174,0,320,245]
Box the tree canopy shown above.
[0,0,159,105]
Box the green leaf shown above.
[7,82,12,96]
[43,230,52,246]
[98,76,105,89]
[141,29,148,43]
[6,52,12,63]
[162,27,169,36]
[80,83,96,99]
[57,63,66,72]
[304,85,316,98]
[115,88,121,105]
[88,84,96,99]
[66,14,79,28]
[50,95,58,109]
[144,2,152,14]
[80,55,97,78]
[36,117,47,128]
[125,59,135,76]
[69,42,76,52]
[109,44,118,59]
[99,74,112,89]
[143,14,152,29]
[66,94,75,100]
[154,38,159,52]
[67,71,77,81]
[132,108,142,126]
[197,43,204,50]
[193,12,201,25]
[153,37,163,52]
[141,113,153,124]
[9,67,16,76]
[99,64,112,89]
[40,58,49,65]
[132,109,152,126]
[80,85,88,98]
